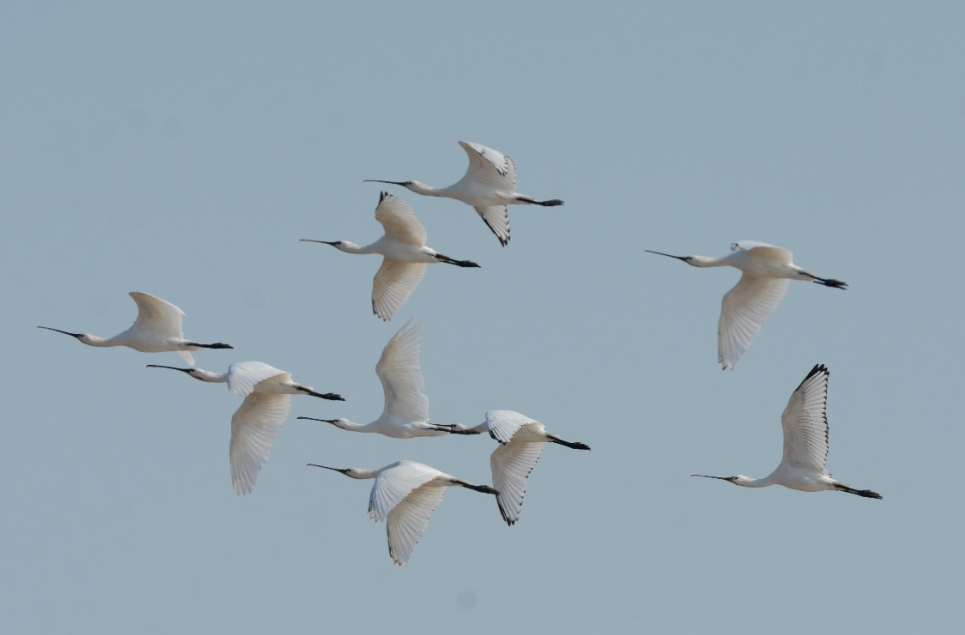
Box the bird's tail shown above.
[834,483,882,499]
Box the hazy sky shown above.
[3,2,964,633]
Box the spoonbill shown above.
[646,241,847,370]
[309,460,497,565]
[298,319,466,438]
[465,410,590,526]
[365,141,563,246]
[38,291,232,366]
[301,191,479,321]
[147,361,344,495]
[692,364,882,499]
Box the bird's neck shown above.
[334,418,375,433]
[83,334,116,347]
[346,469,379,480]
[338,241,378,255]
[407,181,446,198]
[193,368,229,383]
[688,255,731,268]
[736,475,774,489]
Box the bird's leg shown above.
[799,272,848,289]
[428,423,482,435]
[294,386,345,401]
[833,483,882,499]
[515,195,564,206]
[453,480,499,495]
[548,436,591,450]
[434,253,481,268]
[186,341,234,349]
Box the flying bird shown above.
[302,191,479,321]
[298,319,467,438]
[148,361,344,495]
[309,460,497,565]
[692,364,881,499]
[365,140,563,246]
[38,291,232,365]
[646,241,847,370]
[464,410,590,526]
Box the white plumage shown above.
[310,460,497,565]
[301,191,479,321]
[692,364,882,498]
[148,361,343,495]
[646,241,847,370]
[365,141,564,246]
[38,291,233,365]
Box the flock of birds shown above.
[38,140,881,566]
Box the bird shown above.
[297,318,467,438]
[301,191,480,321]
[364,140,564,246]
[645,241,847,370]
[147,361,344,495]
[463,410,590,526]
[692,364,882,499]
[38,291,233,366]
[309,460,497,565]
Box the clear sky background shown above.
[3,2,964,633]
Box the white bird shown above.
[365,140,564,246]
[646,241,847,370]
[38,291,232,366]
[463,410,590,525]
[147,361,344,495]
[309,460,497,565]
[301,191,480,321]
[693,364,881,499]
[298,319,466,438]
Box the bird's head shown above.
[307,464,373,480]
[300,239,359,253]
[644,250,695,265]
[146,364,204,381]
[37,326,96,344]
[297,416,357,431]
[691,474,749,486]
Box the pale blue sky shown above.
[3,2,964,633]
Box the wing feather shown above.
[458,141,516,190]
[129,292,185,339]
[718,274,790,370]
[374,192,427,245]
[229,392,291,495]
[473,205,511,246]
[490,440,545,526]
[780,364,830,472]
[732,241,793,264]
[385,484,447,565]
[484,410,532,444]
[375,320,428,422]
[372,260,427,321]
[226,361,288,397]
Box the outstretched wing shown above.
[484,409,532,444]
[473,205,511,246]
[718,274,790,370]
[374,191,427,246]
[458,141,516,191]
[372,259,427,321]
[780,364,830,472]
[368,460,441,521]
[129,292,185,338]
[375,319,428,422]
[490,438,545,526]
[226,361,288,397]
[229,392,291,495]
[385,484,447,565]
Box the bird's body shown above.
[38,291,233,366]
[466,410,590,525]
[302,191,479,321]
[298,319,459,438]
[148,361,343,495]
[365,141,563,246]
[693,364,881,499]
[646,241,847,370]
[310,459,497,565]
